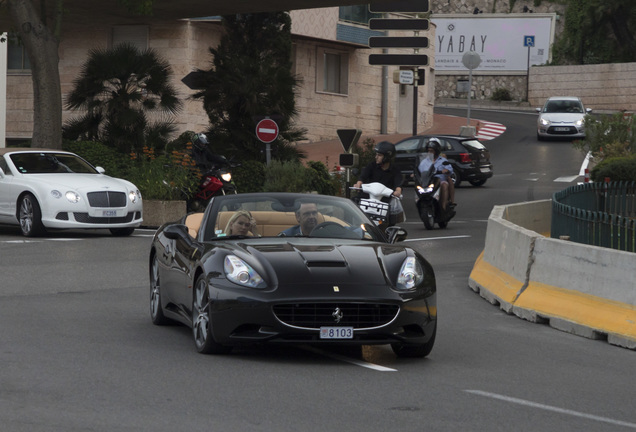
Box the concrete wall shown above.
[469,200,636,350]
[528,63,636,111]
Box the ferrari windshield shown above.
[9,152,98,174]
[204,193,386,242]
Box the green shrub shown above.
[575,113,636,161]
[263,160,310,192]
[306,161,339,195]
[233,160,266,193]
[590,155,636,182]
[491,88,512,101]
[62,140,132,178]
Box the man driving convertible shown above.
[278,202,319,236]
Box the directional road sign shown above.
[369,0,429,13]
[337,129,362,152]
[369,36,429,49]
[255,118,279,143]
[369,18,429,31]
[369,54,429,66]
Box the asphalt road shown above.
[1,109,635,432]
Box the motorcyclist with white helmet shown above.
[418,137,455,211]
[354,141,403,198]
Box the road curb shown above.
[469,201,636,350]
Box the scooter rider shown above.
[191,132,227,174]
[354,141,403,199]
[418,138,455,211]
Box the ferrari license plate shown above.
[320,327,353,339]
[102,210,117,217]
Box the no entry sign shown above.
[256,118,279,143]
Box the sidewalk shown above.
[299,113,479,166]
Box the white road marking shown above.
[465,390,636,429]
[580,151,592,175]
[404,235,471,242]
[302,346,397,372]
[554,175,580,182]
[476,121,507,140]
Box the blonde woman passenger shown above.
[224,210,259,236]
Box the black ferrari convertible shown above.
[149,192,437,358]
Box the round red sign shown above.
[255,118,279,143]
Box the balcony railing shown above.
[551,181,636,252]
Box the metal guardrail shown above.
[551,181,636,253]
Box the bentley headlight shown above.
[65,191,81,203]
[129,189,141,203]
[51,190,62,199]
[397,256,424,290]
[224,255,265,288]
[221,172,232,182]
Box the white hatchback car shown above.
[536,96,592,141]
[0,148,143,237]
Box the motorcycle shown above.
[189,157,238,212]
[350,182,404,229]
[414,156,456,230]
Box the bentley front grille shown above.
[273,303,399,329]
[87,191,126,208]
[73,212,134,224]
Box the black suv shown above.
[394,135,493,187]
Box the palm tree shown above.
[64,43,182,154]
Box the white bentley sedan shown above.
[0,148,143,237]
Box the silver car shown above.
[536,96,592,140]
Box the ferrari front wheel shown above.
[192,275,232,354]
[150,254,170,325]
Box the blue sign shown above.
[524,35,535,47]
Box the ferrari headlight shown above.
[65,191,81,203]
[396,256,424,290]
[129,189,141,203]
[224,255,265,288]
[221,172,232,182]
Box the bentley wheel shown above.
[392,322,437,358]
[421,206,435,230]
[192,274,232,354]
[19,193,45,237]
[150,254,170,325]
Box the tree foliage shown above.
[63,43,182,154]
[550,0,636,64]
[192,12,307,162]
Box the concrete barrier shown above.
[469,200,636,350]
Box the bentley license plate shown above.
[320,327,353,339]
[102,210,117,217]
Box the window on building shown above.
[7,34,31,71]
[339,5,380,25]
[112,25,149,50]
[317,48,349,95]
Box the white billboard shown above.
[432,14,556,73]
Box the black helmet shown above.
[426,138,442,157]
[193,133,209,150]
[374,141,396,159]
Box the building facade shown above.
[1,6,434,149]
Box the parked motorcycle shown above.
[414,156,456,230]
[189,157,238,212]
[350,182,403,229]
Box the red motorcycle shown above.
[189,159,238,212]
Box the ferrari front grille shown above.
[87,191,126,208]
[273,303,399,329]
